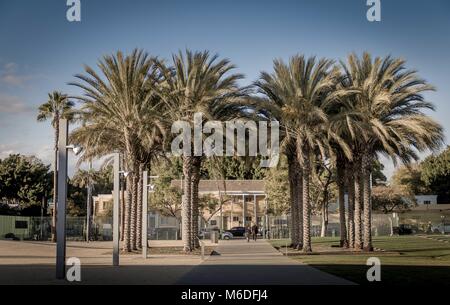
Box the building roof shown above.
[410,204,450,212]
[171,180,266,194]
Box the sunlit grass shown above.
[269,236,450,284]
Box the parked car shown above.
[399,224,418,235]
[221,231,233,240]
[199,227,220,239]
[225,226,246,237]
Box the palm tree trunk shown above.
[136,163,144,249]
[130,170,138,250]
[120,180,125,242]
[301,146,312,253]
[320,203,328,237]
[296,164,303,250]
[191,157,201,249]
[182,156,193,252]
[346,164,355,248]
[51,122,59,242]
[354,157,363,250]
[362,152,373,252]
[287,154,299,248]
[337,163,348,248]
[123,174,132,252]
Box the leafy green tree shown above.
[421,146,450,202]
[265,162,290,216]
[198,194,222,227]
[202,156,266,180]
[372,185,416,214]
[150,176,182,221]
[391,164,430,195]
[0,154,52,215]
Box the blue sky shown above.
[0,0,449,177]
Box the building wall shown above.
[92,194,113,217]
[201,194,266,229]
[415,195,438,205]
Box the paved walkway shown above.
[0,239,354,284]
[177,239,354,285]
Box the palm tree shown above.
[252,97,303,249]
[339,52,445,251]
[256,56,350,252]
[70,49,165,252]
[155,50,245,252]
[71,162,97,241]
[37,91,74,242]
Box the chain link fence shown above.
[264,209,450,239]
[0,214,181,241]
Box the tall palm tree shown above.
[254,98,303,249]
[37,91,74,242]
[256,56,350,252]
[339,52,445,251]
[70,49,165,252]
[155,50,245,252]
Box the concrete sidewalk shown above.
[176,239,355,285]
[0,239,354,284]
[0,240,204,284]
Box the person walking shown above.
[245,225,251,242]
[251,223,258,241]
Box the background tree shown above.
[37,91,74,241]
[421,146,450,203]
[265,162,290,216]
[0,154,52,211]
[198,194,222,227]
[310,158,336,238]
[372,185,416,214]
[391,164,429,195]
[150,177,182,229]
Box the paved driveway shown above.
[177,239,354,285]
[0,239,354,285]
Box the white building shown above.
[415,195,438,205]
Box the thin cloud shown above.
[0,94,33,113]
[0,62,34,87]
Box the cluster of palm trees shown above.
[68,50,244,252]
[255,53,444,252]
[39,49,444,253]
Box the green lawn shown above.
[270,236,450,285]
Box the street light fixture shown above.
[119,170,131,178]
[66,144,83,156]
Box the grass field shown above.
[270,236,450,285]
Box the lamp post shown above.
[112,153,120,266]
[142,172,158,259]
[55,119,82,280]
[441,215,446,235]
[86,161,92,242]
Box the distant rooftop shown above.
[171,180,265,194]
